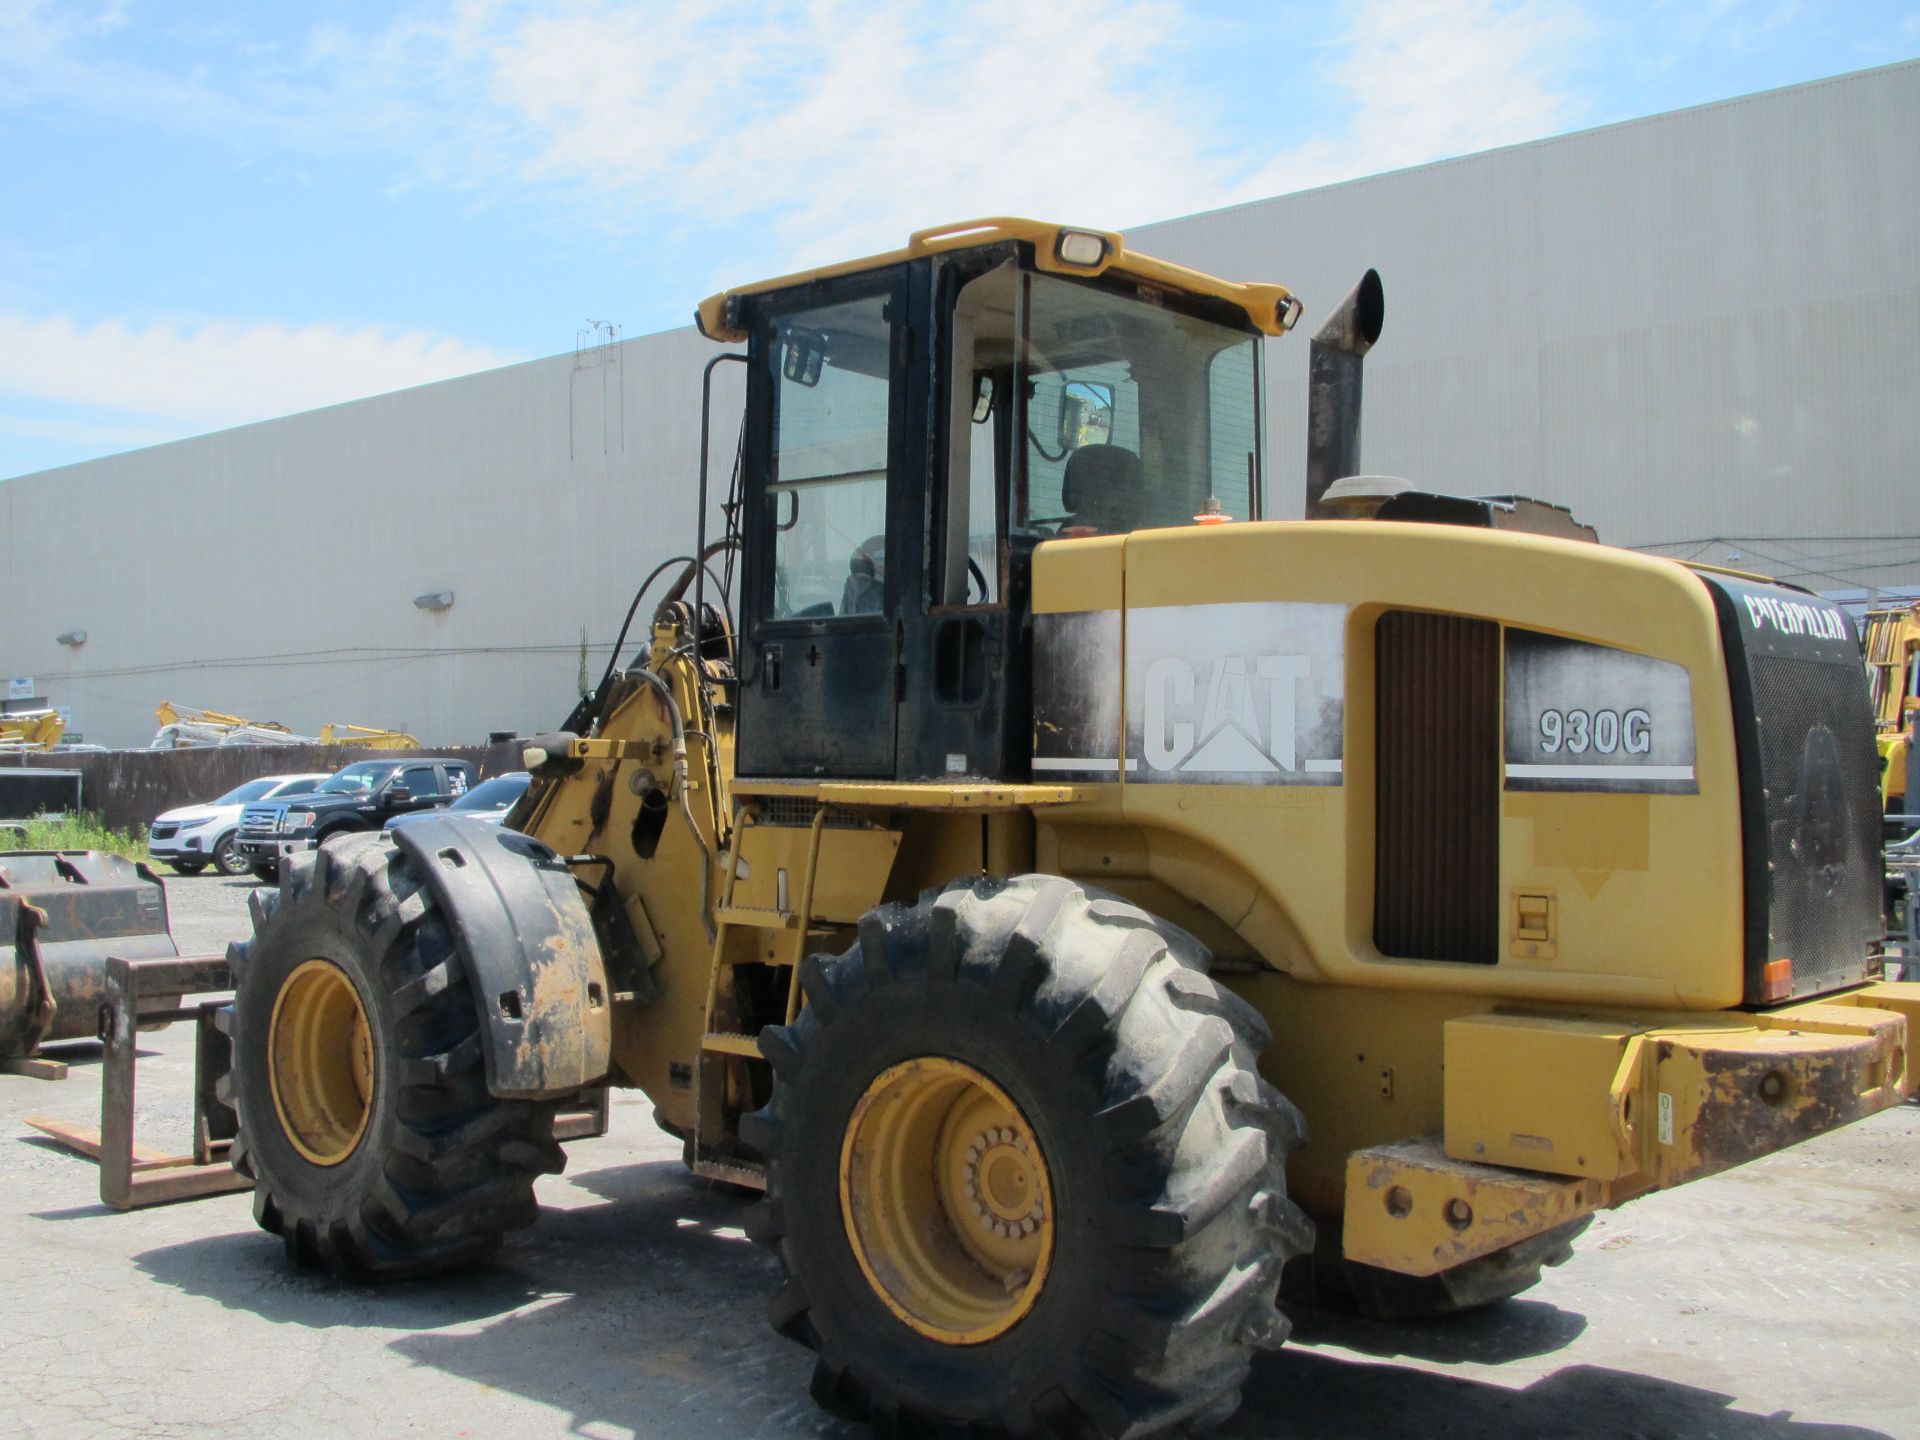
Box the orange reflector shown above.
[1762,958,1793,1001]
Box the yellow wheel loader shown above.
[222,219,1915,1437]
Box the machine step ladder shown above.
[690,802,833,1187]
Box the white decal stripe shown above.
[1032,757,1139,774]
[1506,763,1695,781]
[1303,759,1343,774]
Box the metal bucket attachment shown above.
[0,851,178,1061]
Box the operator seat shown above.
[841,534,886,614]
[1060,444,1148,534]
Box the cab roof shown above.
[693,217,1304,344]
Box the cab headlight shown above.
[1055,230,1110,267]
[281,811,315,832]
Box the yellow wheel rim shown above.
[268,959,375,1167]
[839,1057,1054,1345]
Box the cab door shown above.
[737,270,909,778]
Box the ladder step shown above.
[716,932,837,969]
[691,1155,767,1191]
[701,1030,763,1058]
[714,905,800,930]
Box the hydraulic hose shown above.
[627,666,716,940]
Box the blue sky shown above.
[1,0,1915,479]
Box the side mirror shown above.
[387,785,413,804]
[782,326,826,387]
[1057,380,1114,452]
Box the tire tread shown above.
[750,874,1311,1439]
[228,832,563,1281]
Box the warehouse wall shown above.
[2,327,742,748]
[4,62,1915,748]
[1134,61,1920,578]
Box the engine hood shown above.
[286,792,367,812]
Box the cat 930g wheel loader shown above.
[225,218,1917,1438]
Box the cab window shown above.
[1014,272,1259,537]
[768,292,893,619]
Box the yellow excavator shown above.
[151,703,419,750]
[315,723,420,749]
[214,220,1913,1437]
[0,709,65,753]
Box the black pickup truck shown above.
[234,757,479,881]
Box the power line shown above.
[70,642,626,682]
[1630,534,1920,550]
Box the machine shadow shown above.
[127,1155,1894,1440]
[128,1159,774,1341]
[1284,1295,1588,1365]
[133,1226,546,1333]
[1229,1350,1896,1440]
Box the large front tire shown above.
[746,875,1312,1439]
[224,833,565,1279]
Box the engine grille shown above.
[750,797,876,830]
[149,823,178,840]
[1374,610,1500,963]
[1703,575,1883,1002]
[1745,651,1883,996]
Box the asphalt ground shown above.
[1,871,1914,1440]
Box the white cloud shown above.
[454,0,1234,264]
[1233,0,1591,200]
[0,0,1595,476]
[0,311,521,431]
[390,0,1595,268]
[3,2,1597,264]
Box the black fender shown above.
[388,816,610,1100]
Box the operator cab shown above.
[697,220,1299,782]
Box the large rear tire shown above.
[745,875,1312,1439]
[223,833,565,1279]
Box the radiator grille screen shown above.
[1699,573,1884,1003]
[1745,651,1883,996]
[1374,610,1500,963]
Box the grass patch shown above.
[0,811,152,863]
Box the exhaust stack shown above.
[1305,269,1385,519]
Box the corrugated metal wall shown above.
[1134,61,1920,584]
[3,63,1915,747]
[0,328,741,747]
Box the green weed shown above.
[0,811,151,862]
